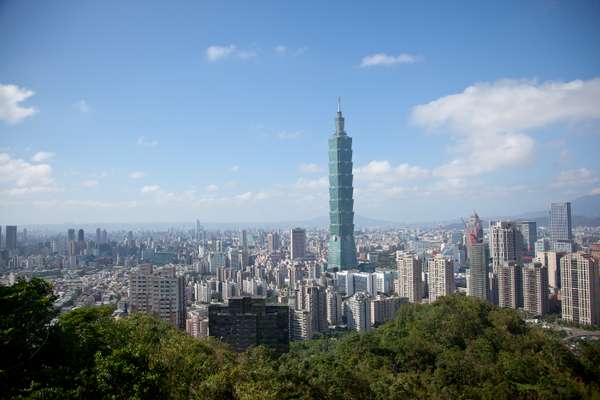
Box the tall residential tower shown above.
[327,99,357,271]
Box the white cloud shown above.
[31,151,55,162]
[552,168,598,187]
[206,45,256,62]
[591,187,600,195]
[136,136,158,147]
[81,179,98,188]
[411,78,600,178]
[0,84,37,124]
[295,177,328,190]
[0,152,55,195]
[229,165,240,172]
[274,45,307,56]
[206,184,219,192]
[129,171,146,179]
[276,131,302,140]
[360,53,420,67]
[75,99,91,113]
[299,163,322,173]
[354,160,429,182]
[141,185,161,193]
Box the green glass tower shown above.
[328,99,357,271]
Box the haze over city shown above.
[2,1,600,225]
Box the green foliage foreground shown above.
[2,278,600,399]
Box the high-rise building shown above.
[77,229,84,242]
[466,212,489,301]
[290,309,313,341]
[536,251,563,291]
[240,229,248,251]
[396,252,423,303]
[325,286,342,326]
[560,253,600,325]
[550,202,573,252]
[297,282,327,334]
[290,228,306,260]
[490,221,520,272]
[497,261,523,309]
[516,221,537,257]
[96,228,101,244]
[208,297,289,353]
[327,99,357,271]
[67,228,76,242]
[267,232,280,252]
[5,225,17,251]
[371,295,406,326]
[522,262,549,316]
[428,255,455,302]
[129,264,186,329]
[345,291,371,332]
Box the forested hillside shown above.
[2,279,599,399]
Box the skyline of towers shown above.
[327,99,357,271]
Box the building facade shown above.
[550,202,573,252]
[497,261,523,309]
[396,252,423,303]
[560,253,600,325]
[522,262,549,316]
[208,297,290,353]
[290,228,306,260]
[428,255,455,302]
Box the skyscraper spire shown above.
[335,97,345,136]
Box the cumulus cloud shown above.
[299,163,322,173]
[206,45,256,62]
[0,152,55,195]
[205,184,219,192]
[411,78,600,178]
[136,136,158,147]
[360,53,420,67]
[229,165,240,172]
[0,84,37,124]
[31,151,56,162]
[129,171,146,179]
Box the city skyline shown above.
[2,1,600,225]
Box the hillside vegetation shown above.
[2,278,599,399]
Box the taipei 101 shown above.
[1,1,600,398]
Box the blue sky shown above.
[1,0,600,224]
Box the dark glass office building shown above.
[208,297,289,353]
